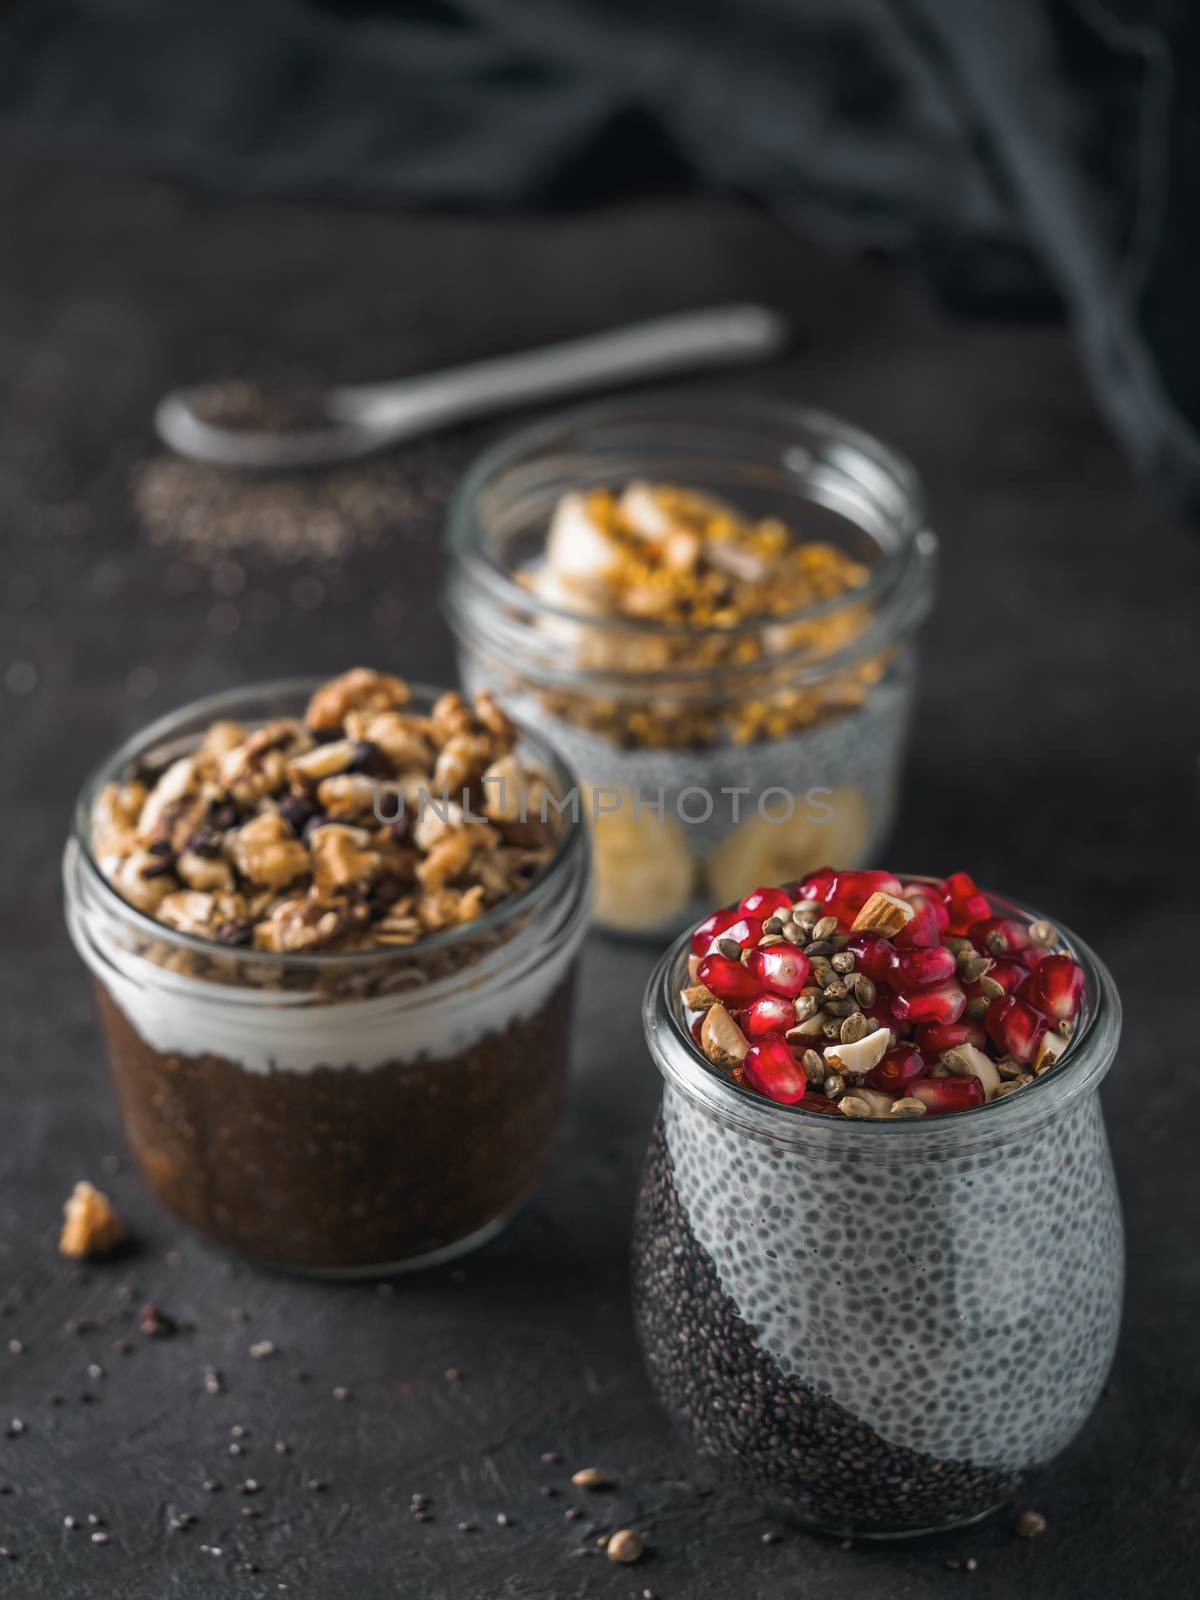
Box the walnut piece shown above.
[59,1181,125,1258]
[310,824,382,893]
[305,668,410,734]
[232,813,310,888]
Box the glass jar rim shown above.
[446,392,933,649]
[643,876,1122,1153]
[69,675,587,974]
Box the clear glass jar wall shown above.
[632,886,1123,1537]
[445,397,937,939]
[64,680,591,1275]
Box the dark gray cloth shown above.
[3,0,1197,504]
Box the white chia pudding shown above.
[633,883,1124,1536]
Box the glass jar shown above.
[63,679,591,1276]
[444,396,937,939]
[632,885,1123,1537]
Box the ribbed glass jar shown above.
[444,395,937,940]
[64,679,591,1276]
[632,885,1123,1537]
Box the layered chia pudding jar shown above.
[444,397,937,938]
[63,671,590,1275]
[633,876,1123,1537]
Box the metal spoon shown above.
[154,304,790,470]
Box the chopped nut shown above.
[1033,1030,1069,1073]
[838,1089,892,1119]
[890,1097,927,1117]
[287,739,359,785]
[175,849,235,893]
[232,813,309,889]
[310,824,381,893]
[59,1182,125,1258]
[305,668,410,733]
[850,891,915,936]
[682,983,719,1011]
[822,1026,890,1077]
[701,1003,750,1069]
[941,1043,1001,1100]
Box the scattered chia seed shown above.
[139,1303,177,1338]
[64,1515,78,1529]
[496,1513,511,1527]
[457,1521,477,1533]
[332,1385,350,1401]
[203,1366,223,1395]
[91,1531,109,1545]
[541,1451,562,1464]
[237,1480,260,1495]
[6,1419,25,1437]
[444,1368,461,1382]
[274,1440,290,1455]
[306,1479,325,1493]
[203,1480,222,1493]
[1014,1509,1047,1537]
[8,1339,23,1354]
[249,1341,275,1360]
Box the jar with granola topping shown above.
[63,671,590,1275]
[444,396,937,938]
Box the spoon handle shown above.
[328,305,789,433]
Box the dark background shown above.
[2,4,1200,1596]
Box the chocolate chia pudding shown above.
[632,874,1124,1536]
[65,670,591,1274]
[445,398,937,938]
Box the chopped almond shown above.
[851,891,915,936]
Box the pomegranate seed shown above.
[969,916,1031,956]
[795,867,836,901]
[691,908,738,957]
[908,1076,985,1115]
[865,1044,925,1097]
[697,954,763,1006]
[747,945,812,998]
[894,897,942,948]
[743,1036,808,1103]
[707,915,765,956]
[739,885,793,919]
[892,945,957,987]
[739,993,796,1040]
[891,980,966,1025]
[1025,954,1084,1023]
[901,885,950,930]
[864,992,912,1039]
[689,1014,705,1047]
[965,957,1025,1000]
[799,1092,842,1116]
[845,933,899,983]
[985,996,1047,1063]
[940,870,991,935]
[915,1020,987,1058]
[824,869,902,925]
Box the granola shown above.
[91,670,557,956]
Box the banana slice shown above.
[705,785,870,906]
[584,784,696,934]
[546,493,622,595]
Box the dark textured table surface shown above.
[1,156,1197,1598]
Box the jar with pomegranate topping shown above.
[63,675,590,1275]
[444,396,937,939]
[632,882,1123,1537]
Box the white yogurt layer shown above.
[78,926,575,1076]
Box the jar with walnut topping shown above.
[445,396,937,939]
[63,672,590,1275]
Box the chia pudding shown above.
[64,670,591,1274]
[632,870,1124,1536]
[445,397,937,938]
